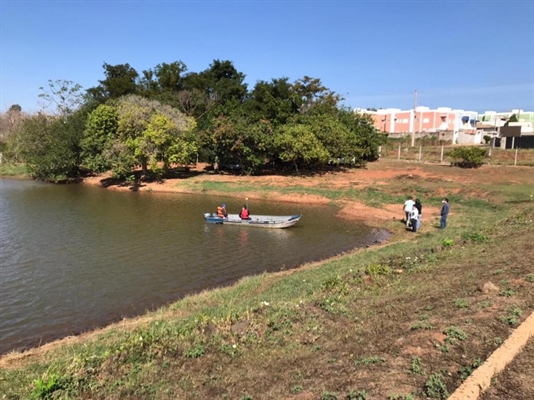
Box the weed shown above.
[527,274,534,283]
[444,326,467,345]
[347,390,368,400]
[365,264,392,276]
[184,344,205,358]
[492,269,504,275]
[499,288,515,297]
[440,238,454,247]
[241,395,253,400]
[321,275,350,295]
[411,321,432,331]
[433,341,449,353]
[500,307,523,326]
[389,394,415,400]
[461,232,489,243]
[418,313,430,321]
[423,373,449,399]
[317,295,349,315]
[321,391,338,400]
[459,358,483,381]
[220,343,239,357]
[481,300,493,309]
[409,357,425,376]
[494,337,503,345]
[454,298,469,309]
[31,374,72,399]
[355,355,385,367]
[291,385,303,394]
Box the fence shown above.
[379,145,534,167]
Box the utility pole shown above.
[411,90,417,147]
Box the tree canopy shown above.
[5,58,385,181]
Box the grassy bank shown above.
[0,163,27,177]
[1,162,533,400]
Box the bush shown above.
[447,146,487,168]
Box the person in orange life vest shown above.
[217,203,228,218]
[239,204,251,220]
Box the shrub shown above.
[447,146,487,168]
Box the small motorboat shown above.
[203,213,302,229]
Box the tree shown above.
[244,78,300,126]
[112,95,197,177]
[1,105,25,144]
[504,114,518,126]
[337,108,385,163]
[87,63,140,102]
[303,114,356,161]
[38,79,85,115]
[272,124,329,172]
[139,61,188,96]
[207,116,273,175]
[292,76,342,115]
[81,104,119,172]
[13,113,82,181]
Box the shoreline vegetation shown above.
[1,160,534,399]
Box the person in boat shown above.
[217,203,228,218]
[239,204,251,220]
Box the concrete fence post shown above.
[514,149,518,166]
[419,146,422,162]
[440,146,444,164]
[398,144,401,160]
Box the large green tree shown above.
[80,104,119,172]
[244,78,300,126]
[87,63,140,102]
[293,76,342,115]
[113,95,197,177]
[272,123,329,172]
[207,116,273,175]
[13,113,84,181]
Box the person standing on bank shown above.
[403,196,415,226]
[414,198,423,230]
[410,206,419,233]
[440,198,449,229]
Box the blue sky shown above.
[1,0,533,114]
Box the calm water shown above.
[0,178,389,354]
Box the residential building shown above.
[478,110,534,135]
[356,107,478,138]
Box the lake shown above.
[0,178,389,354]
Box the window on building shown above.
[423,118,429,123]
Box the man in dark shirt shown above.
[440,198,449,229]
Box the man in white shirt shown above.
[403,196,415,226]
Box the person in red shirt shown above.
[239,204,250,220]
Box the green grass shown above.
[0,163,27,176]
